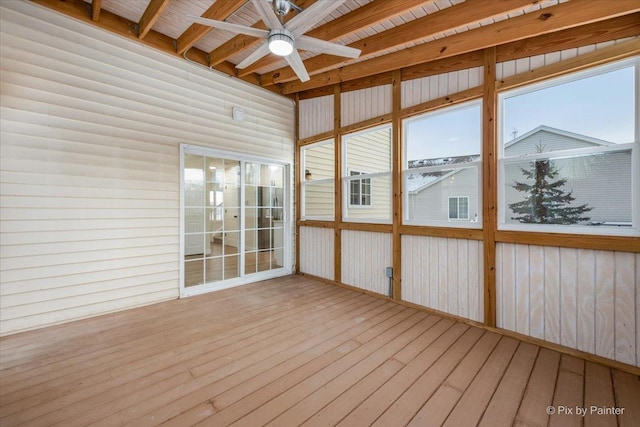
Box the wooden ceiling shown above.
[30,0,640,97]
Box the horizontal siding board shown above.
[0,2,294,335]
[1,263,178,296]
[0,289,178,336]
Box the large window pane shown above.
[343,126,392,223]
[301,140,334,219]
[499,58,638,235]
[403,101,481,227]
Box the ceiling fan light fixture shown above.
[268,29,294,56]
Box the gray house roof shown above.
[504,125,613,150]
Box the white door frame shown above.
[179,144,292,297]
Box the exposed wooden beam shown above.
[176,0,248,55]
[264,0,539,87]
[496,230,640,253]
[281,0,640,94]
[138,0,171,40]
[299,13,639,100]
[237,0,433,76]
[209,0,317,67]
[91,0,101,21]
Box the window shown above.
[301,139,335,220]
[403,100,482,228]
[343,125,392,223]
[349,170,371,207]
[498,57,639,236]
[448,196,469,220]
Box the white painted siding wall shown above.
[341,85,392,127]
[402,235,483,322]
[401,67,483,109]
[298,95,334,139]
[497,243,639,367]
[341,230,392,296]
[298,226,334,281]
[0,2,294,335]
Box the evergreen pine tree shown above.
[509,149,592,224]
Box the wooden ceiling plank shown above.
[209,0,317,67]
[281,0,640,94]
[263,0,539,86]
[91,0,101,21]
[138,0,171,40]
[176,0,248,55]
[237,0,433,76]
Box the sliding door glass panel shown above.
[245,162,285,275]
[183,151,288,291]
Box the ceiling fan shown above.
[188,0,361,82]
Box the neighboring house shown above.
[407,125,632,226]
[406,156,481,224]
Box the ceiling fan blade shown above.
[284,49,310,82]
[186,15,269,39]
[296,36,361,59]
[251,0,283,30]
[236,43,272,69]
[286,0,346,38]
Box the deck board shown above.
[1,275,638,426]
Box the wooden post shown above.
[391,69,402,300]
[482,47,497,327]
[294,93,301,274]
[334,84,342,284]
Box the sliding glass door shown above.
[181,147,289,296]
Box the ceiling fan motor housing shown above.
[268,28,295,56]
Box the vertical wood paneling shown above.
[560,248,578,349]
[298,226,334,281]
[341,85,392,127]
[298,95,334,139]
[595,251,615,360]
[544,246,561,344]
[401,235,483,323]
[0,2,294,335]
[528,245,545,340]
[495,37,639,79]
[341,230,392,296]
[497,243,638,367]
[577,249,596,354]
[401,66,483,109]
[515,244,530,335]
[614,252,635,366]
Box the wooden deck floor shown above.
[1,275,638,426]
